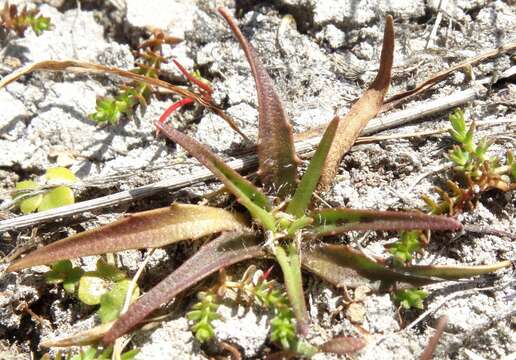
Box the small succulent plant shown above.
[394,288,429,310]
[423,109,515,215]
[13,167,77,214]
[90,31,181,125]
[7,8,511,358]
[0,2,51,37]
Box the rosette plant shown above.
[7,8,510,357]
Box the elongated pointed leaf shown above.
[311,208,462,236]
[302,244,511,288]
[102,230,265,344]
[156,122,276,230]
[7,204,247,272]
[319,15,394,189]
[219,8,299,196]
[287,116,340,217]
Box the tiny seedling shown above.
[0,2,51,37]
[90,31,181,125]
[13,167,77,214]
[7,8,511,358]
[45,260,84,295]
[423,109,515,215]
[394,288,429,310]
[388,230,423,267]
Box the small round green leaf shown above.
[97,279,139,323]
[45,167,77,184]
[78,273,111,305]
[15,180,43,214]
[38,186,75,212]
[94,259,126,282]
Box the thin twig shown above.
[112,248,155,360]
[382,42,516,111]
[406,162,454,194]
[424,0,448,50]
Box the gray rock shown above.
[363,294,400,333]
[5,5,107,63]
[316,24,347,49]
[126,0,197,38]
[133,317,205,359]
[212,303,270,357]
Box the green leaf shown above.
[302,244,511,288]
[91,98,122,124]
[155,123,276,230]
[38,185,75,212]
[394,288,428,310]
[30,15,51,35]
[14,180,42,214]
[98,279,139,323]
[45,167,77,184]
[94,259,126,282]
[7,204,247,271]
[389,230,422,267]
[78,273,111,305]
[219,8,299,196]
[448,109,466,143]
[287,116,339,218]
[311,208,462,236]
[70,347,97,360]
[448,146,469,167]
[45,260,84,294]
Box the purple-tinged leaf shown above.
[311,208,462,236]
[102,230,264,343]
[156,122,276,230]
[287,116,340,218]
[320,15,394,189]
[219,8,299,196]
[302,244,511,288]
[7,204,246,272]
[319,336,367,355]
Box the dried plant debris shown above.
[4,7,513,360]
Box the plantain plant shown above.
[7,8,511,358]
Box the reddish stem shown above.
[172,59,213,95]
[155,97,194,135]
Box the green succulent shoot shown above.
[13,167,77,214]
[186,292,220,343]
[423,109,515,215]
[389,230,422,267]
[0,2,51,37]
[7,9,511,358]
[394,288,428,310]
